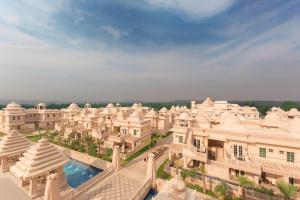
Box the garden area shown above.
[26,131,113,162]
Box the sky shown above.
[0,0,300,102]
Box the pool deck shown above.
[0,135,172,200]
[0,172,31,200]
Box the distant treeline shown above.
[0,101,299,117]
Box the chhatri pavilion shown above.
[0,130,31,172]
[10,138,69,198]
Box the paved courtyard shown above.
[0,173,31,200]
[77,173,142,200]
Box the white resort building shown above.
[169,98,300,189]
[0,103,61,133]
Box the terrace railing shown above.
[183,144,207,162]
[129,178,151,200]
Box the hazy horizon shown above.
[1,1,300,101]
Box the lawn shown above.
[122,139,157,165]
[156,158,171,180]
[26,134,43,142]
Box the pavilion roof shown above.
[0,130,31,158]
[10,138,68,180]
[260,159,300,179]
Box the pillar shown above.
[0,157,8,172]
[183,157,187,169]
[29,178,37,197]
[57,167,67,186]
[254,175,260,185]
[168,150,172,162]
[19,179,26,187]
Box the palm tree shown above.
[277,180,298,200]
[214,182,229,200]
[199,164,207,193]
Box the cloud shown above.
[145,0,235,19]
[102,25,129,40]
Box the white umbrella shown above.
[44,173,61,200]
[112,145,120,172]
[147,153,156,188]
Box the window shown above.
[238,146,243,157]
[233,145,243,157]
[234,145,238,157]
[287,152,295,163]
[193,139,201,149]
[279,150,284,154]
[269,149,273,153]
[133,129,137,135]
[289,178,295,185]
[178,136,184,143]
[259,148,266,158]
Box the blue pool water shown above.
[144,189,157,200]
[63,159,103,188]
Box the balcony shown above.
[183,144,207,163]
[108,134,124,143]
[226,157,261,175]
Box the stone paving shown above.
[78,173,141,200]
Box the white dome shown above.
[68,103,79,109]
[178,112,189,120]
[106,103,114,108]
[6,102,22,110]
[132,103,139,109]
[160,107,168,113]
[145,109,158,117]
[129,109,143,121]
[264,111,282,124]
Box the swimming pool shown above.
[63,159,103,188]
[144,189,157,200]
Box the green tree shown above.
[214,182,229,200]
[237,176,256,199]
[199,165,207,194]
[277,180,298,200]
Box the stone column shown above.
[183,157,187,169]
[168,150,172,162]
[0,157,8,172]
[57,167,67,186]
[29,178,37,197]
[19,179,26,187]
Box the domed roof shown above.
[6,102,23,110]
[202,97,214,107]
[132,102,139,109]
[289,117,300,133]
[177,112,189,120]
[68,103,79,109]
[160,107,168,113]
[106,103,114,108]
[264,111,282,124]
[37,103,47,107]
[129,109,143,121]
[145,109,158,117]
[289,108,299,112]
[220,112,241,125]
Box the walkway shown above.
[75,134,173,200]
[0,172,31,200]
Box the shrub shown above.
[157,159,171,180]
